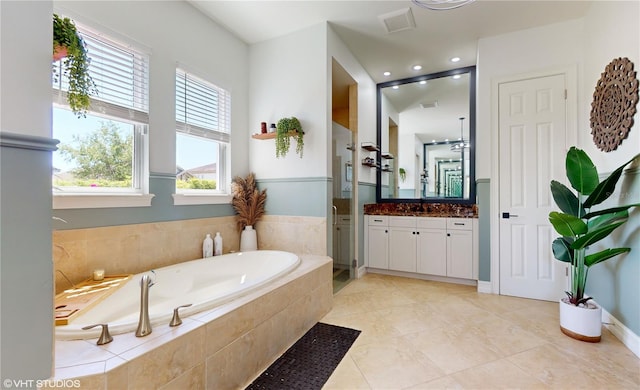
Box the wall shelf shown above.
[251,131,301,140]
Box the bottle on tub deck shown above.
[214,232,223,256]
[203,233,213,258]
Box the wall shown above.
[579,0,640,336]
[478,1,639,336]
[51,0,250,229]
[327,24,379,269]
[0,0,55,381]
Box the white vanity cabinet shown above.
[365,216,389,269]
[388,217,418,272]
[416,217,448,276]
[446,218,474,279]
[366,215,478,281]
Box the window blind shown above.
[176,69,231,143]
[53,23,149,123]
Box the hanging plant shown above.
[53,14,97,118]
[275,117,304,158]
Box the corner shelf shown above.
[381,152,394,159]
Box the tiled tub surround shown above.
[364,202,478,218]
[47,255,332,389]
[53,215,327,294]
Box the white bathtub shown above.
[56,250,300,340]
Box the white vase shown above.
[240,225,258,252]
[559,298,602,342]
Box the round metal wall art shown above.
[590,57,639,152]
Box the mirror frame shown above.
[376,66,476,204]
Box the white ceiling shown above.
[188,0,593,82]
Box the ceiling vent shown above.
[378,8,416,34]
[420,101,438,109]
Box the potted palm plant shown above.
[275,117,304,158]
[549,147,639,342]
[53,14,96,117]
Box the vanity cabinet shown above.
[366,215,477,281]
[365,216,389,269]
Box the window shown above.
[52,20,151,209]
[174,68,231,203]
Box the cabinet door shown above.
[447,229,473,279]
[417,229,447,276]
[368,225,389,269]
[389,227,417,272]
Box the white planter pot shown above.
[240,225,258,252]
[559,298,602,342]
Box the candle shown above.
[93,269,105,281]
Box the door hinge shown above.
[352,259,357,268]
[564,89,567,100]
[565,267,568,276]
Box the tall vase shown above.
[240,225,258,252]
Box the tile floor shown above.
[321,273,640,389]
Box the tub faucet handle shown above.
[169,304,193,327]
[82,323,113,345]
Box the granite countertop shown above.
[363,203,478,218]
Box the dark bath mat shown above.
[246,322,361,390]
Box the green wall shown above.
[586,168,640,336]
[477,179,491,282]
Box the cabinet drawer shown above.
[368,215,388,226]
[447,218,473,230]
[389,216,416,228]
[416,217,447,229]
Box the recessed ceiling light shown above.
[432,139,436,143]
[392,85,399,89]
[383,71,391,76]
[419,80,427,85]
[452,74,461,79]
[412,65,422,71]
[450,57,461,63]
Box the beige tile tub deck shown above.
[47,255,332,389]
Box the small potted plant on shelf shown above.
[548,147,639,342]
[399,168,407,183]
[275,117,304,158]
[231,172,267,251]
[53,14,96,118]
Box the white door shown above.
[498,74,568,301]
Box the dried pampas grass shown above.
[231,172,267,232]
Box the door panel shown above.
[499,74,568,301]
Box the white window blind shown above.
[175,69,231,143]
[53,23,149,123]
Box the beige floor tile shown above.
[350,337,445,389]
[401,324,503,375]
[323,273,639,390]
[406,375,465,389]
[508,343,637,389]
[323,355,371,389]
[451,359,550,389]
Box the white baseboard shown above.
[477,281,493,294]
[356,266,367,279]
[600,305,640,358]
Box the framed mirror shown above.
[376,66,476,204]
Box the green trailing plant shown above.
[53,14,97,118]
[275,117,304,158]
[548,147,639,306]
[399,168,407,183]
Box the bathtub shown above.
[56,250,300,340]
